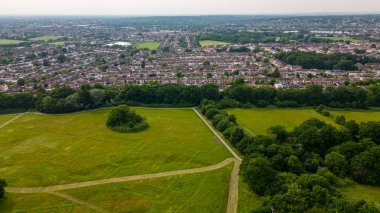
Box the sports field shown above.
[199,40,230,47]
[0,108,230,187]
[135,42,161,50]
[227,108,336,135]
[29,36,61,41]
[0,39,24,45]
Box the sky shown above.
[1,0,380,16]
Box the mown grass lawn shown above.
[238,178,262,213]
[330,109,380,123]
[338,179,380,209]
[199,40,230,47]
[0,114,18,126]
[227,108,336,135]
[62,165,232,212]
[0,165,232,212]
[0,108,230,187]
[135,42,161,50]
[0,39,24,45]
[29,36,61,41]
[0,193,78,213]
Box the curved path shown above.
[6,158,236,193]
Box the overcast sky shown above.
[1,0,380,15]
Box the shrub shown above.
[335,115,346,125]
[0,179,6,199]
[106,105,149,133]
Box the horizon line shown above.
[1,11,380,17]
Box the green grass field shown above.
[135,42,161,50]
[0,193,79,213]
[0,108,230,187]
[0,39,24,45]
[338,179,380,209]
[64,165,232,212]
[238,178,262,213]
[0,165,232,212]
[318,36,362,43]
[49,41,66,46]
[330,110,380,123]
[0,114,18,125]
[199,40,230,47]
[228,108,336,135]
[29,36,61,41]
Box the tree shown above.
[0,179,6,199]
[57,54,67,63]
[90,89,105,107]
[272,68,281,78]
[203,60,211,66]
[335,115,346,125]
[206,73,212,79]
[17,78,25,87]
[359,122,380,144]
[78,88,93,109]
[325,152,348,177]
[225,126,245,145]
[107,105,149,133]
[351,147,380,185]
[267,126,288,142]
[204,108,220,120]
[241,157,277,195]
[287,155,303,174]
[141,60,146,69]
[43,60,51,66]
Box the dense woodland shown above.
[199,100,380,212]
[276,51,380,70]
[2,80,380,113]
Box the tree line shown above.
[276,51,380,71]
[199,100,380,213]
[3,81,380,113]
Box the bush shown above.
[0,179,6,199]
[335,115,346,125]
[106,105,149,133]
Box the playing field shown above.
[0,165,232,212]
[0,108,230,187]
[199,40,230,47]
[135,42,161,50]
[0,39,24,45]
[227,108,336,135]
[29,36,61,41]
